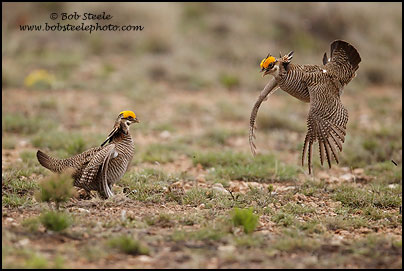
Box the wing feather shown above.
[303,80,348,174]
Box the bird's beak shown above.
[133,118,140,123]
[261,69,270,77]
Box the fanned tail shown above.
[36,150,64,173]
[330,40,361,71]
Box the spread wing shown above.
[249,78,279,156]
[324,40,361,87]
[77,144,116,195]
[302,80,348,174]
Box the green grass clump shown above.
[107,235,150,255]
[121,168,174,203]
[182,187,212,206]
[271,212,296,227]
[22,217,41,232]
[35,170,76,209]
[341,125,402,168]
[39,211,72,232]
[2,166,41,207]
[231,208,259,234]
[2,136,17,149]
[219,73,240,90]
[257,111,305,133]
[324,216,369,231]
[32,130,89,156]
[272,233,320,253]
[171,227,227,242]
[2,113,57,134]
[141,142,188,163]
[215,101,246,122]
[365,161,402,184]
[193,151,298,182]
[144,213,173,228]
[333,184,402,209]
[281,202,315,215]
[192,150,248,168]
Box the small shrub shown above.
[272,212,296,227]
[35,170,76,209]
[231,208,259,234]
[40,211,72,232]
[107,235,150,255]
[22,217,41,232]
[219,73,240,90]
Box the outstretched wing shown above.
[302,80,348,174]
[249,78,279,156]
[324,40,361,87]
[77,144,116,193]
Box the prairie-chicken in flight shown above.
[249,40,361,174]
[37,111,139,198]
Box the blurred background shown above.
[2,2,402,169]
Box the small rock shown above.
[171,181,183,189]
[198,203,205,209]
[388,184,398,189]
[218,245,236,253]
[318,171,330,179]
[339,173,354,182]
[137,255,152,263]
[183,183,192,190]
[159,130,171,140]
[353,168,364,175]
[77,208,90,214]
[6,217,14,223]
[212,183,229,194]
[121,210,127,221]
[277,186,295,192]
[19,140,29,147]
[18,239,30,246]
[196,174,206,183]
[341,167,350,172]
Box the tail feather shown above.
[330,40,361,71]
[37,150,63,173]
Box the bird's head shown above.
[101,110,139,146]
[260,51,294,77]
[117,110,139,127]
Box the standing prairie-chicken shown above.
[249,40,361,174]
[37,111,139,198]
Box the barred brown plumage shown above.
[249,40,361,174]
[37,111,139,198]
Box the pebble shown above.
[317,171,330,179]
[218,245,236,253]
[121,210,127,221]
[159,130,171,140]
[77,208,90,214]
[388,184,399,189]
[18,238,30,246]
[353,168,365,175]
[137,255,152,263]
[339,173,354,182]
[212,183,229,194]
[196,174,206,183]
